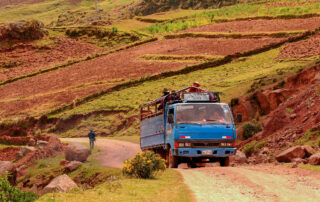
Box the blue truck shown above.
[140,87,236,168]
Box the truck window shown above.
[176,104,233,125]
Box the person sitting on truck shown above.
[158,88,171,110]
[189,82,203,93]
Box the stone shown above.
[234,151,247,164]
[36,140,48,149]
[60,160,70,166]
[260,147,270,155]
[65,142,89,162]
[302,145,316,157]
[64,161,82,172]
[308,153,320,165]
[0,161,13,176]
[42,174,78,194]
[290,113,297,119]
[276,146,306,162]
[292,158,303,164]
[16,146,36,160]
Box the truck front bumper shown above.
[175,148,236,158]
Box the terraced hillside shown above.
[1,0,320,137]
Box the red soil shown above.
[0,147,20,161]
[0,0,81,8]
[277,32,320,58]
[236,64,320,157]
[0,37,285,116]
[182,17,320,33]
[0,37,102,81]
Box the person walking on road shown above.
[88,129,96,153]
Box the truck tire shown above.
[187,162,197,168]
[219,157,230,167]
[168,149,178,168]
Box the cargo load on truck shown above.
[140,86,236,168]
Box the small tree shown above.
[122,151,166,179]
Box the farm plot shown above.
[0,34,289,117]
[180,17,320,33]
[278,32,320,58]
[0,37,103,81]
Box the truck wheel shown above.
[168,149,178,168]
[187,162,197,168]
[219,157,230,167]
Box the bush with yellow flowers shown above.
[122,151,166,179]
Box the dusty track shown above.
[61,138,140,168]
[179,165,320,202]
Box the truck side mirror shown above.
[168,114,174,124]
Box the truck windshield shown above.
[176,104,233,125]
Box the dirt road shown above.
[179,165,320,202]
[61,138,320,201]
[60,138,140,168]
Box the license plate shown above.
[202,150,212,155]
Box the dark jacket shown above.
[88,130,96,140]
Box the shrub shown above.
[0,174,37,202]
[243,122,262,140]
[122,151,166,179]
[243,141,257,157]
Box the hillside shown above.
[0,0,320,200]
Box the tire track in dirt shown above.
[179,165,320,202]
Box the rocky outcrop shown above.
[276,146,306,162]
[65,143,89,162]
[308,153,320,165]
[14,134,64,169]
[36,140,48,149]
[42,174,78,194]
[0,20,45,41]
[15,146,36,160]
[234,151,247,164]
[0,161,13,176]
[64,161,82,172]
[302,145,316,157]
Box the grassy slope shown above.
[0,0,136,25]
[50,47,320,138]
[38,169,192,202]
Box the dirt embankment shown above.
[179,165,320,202]
[232,62,320,161]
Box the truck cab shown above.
[140,87,236,168]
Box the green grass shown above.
[38,169,192,202]
[47,46,320,137]
[0,143,21,150]
[52,47,314,119]
[144,2,320,34]
[139,54,224,62]
[0,0,136,25]
[292,130,320,147]
[243,140,266,156]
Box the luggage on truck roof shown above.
[140,86,222,120]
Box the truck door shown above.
[166,107,175,146]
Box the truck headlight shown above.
[185,142,191,147]
[226,143,232,147]
[220,143,226,147]
[178,143,185,147]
